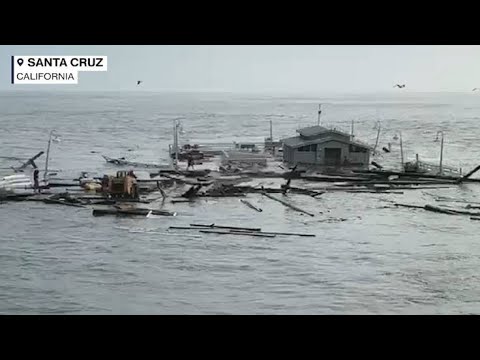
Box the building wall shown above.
[292,150,316,164]
[284,140,369,166]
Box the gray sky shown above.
[1,45,480,93]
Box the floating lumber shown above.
[345,190,404,194]
[470,217,480,221]
[168,226,202,230]
[199,193,246,198]
[198,230,276,238]
[301,175,372,182]
[240,199,263,212]
[394,203,425,209]
[190,223,262,232]
[423,205,480,216]
[336,179,457,187]
[181,185,202,198]
[287,186,325,197]
[423,204,458,215]
[229,229,315,237]
[456,165,480,183]
[92,208,176,217]
[262,192,315,217]
[102,155,169,169]
[394,203,480,216]
[169,226,315,237]
[355,169,480,183]
[222,185,321,197]
[13,151,44,171]
[171,199,193,203]
[317,218,348,223]
[42,198,85,208]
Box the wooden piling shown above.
[240,199,263,212]
[262,192,315,217]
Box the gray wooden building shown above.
[281,125,371,168]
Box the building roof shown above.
[296,125,352,139]
[296,125,329,138]
[282,135,372,150]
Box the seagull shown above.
[137,80,143,86]
[473,88,479,91]
[393,84,406,89]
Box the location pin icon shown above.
[17,58,24,66]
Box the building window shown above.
[349,144,367,153]
[298,144,317,152]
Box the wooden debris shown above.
[394,203,480,217]
[42,198,85,208]
[240,199,263,212]
[470,217,480,221]
[230,229,315,237]
[168,226,201,230]
[198,230,276,238]
[169,226,315,237]
[92,208,176,217]
[423,204,458,215]
[200,193,246,198]
[456,165,480,183]
[282,165,297,194]
[171,199,193,203]
[262,192,315,217]
[346,190,404,194]
[190,223,262,232]
[181,185,202,198]
[13,151,44,172]
[394,203,425,209]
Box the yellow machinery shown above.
[102,171,138,199]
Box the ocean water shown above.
[1,91,480,314]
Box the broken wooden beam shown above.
[394,203,425,209]
[168,226,200,230]
[456,165,480,183]
[181,185,202,198]
[190,223,262,232]
[42,198,85,208]
[13,151,45,171]
[230,229,315,237]
[171,199,193,203]
[93,208,176,217]
[198,230,276,238]
[262,192,315,217]
[240,199,263,212]
[199,193,246,198]
[423,204,458,215]
[168,226,316,237]
[346,190,404,194]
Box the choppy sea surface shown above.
[1,91,480,314]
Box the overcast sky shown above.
[1,45,479,93]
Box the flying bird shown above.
[393,84,406,88]
[137,80,143,86]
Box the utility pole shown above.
[317,104,322,126]
[44,130,55,183]
[437,131,444,175]
[399,132,404,171]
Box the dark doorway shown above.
[324,148,342,165]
